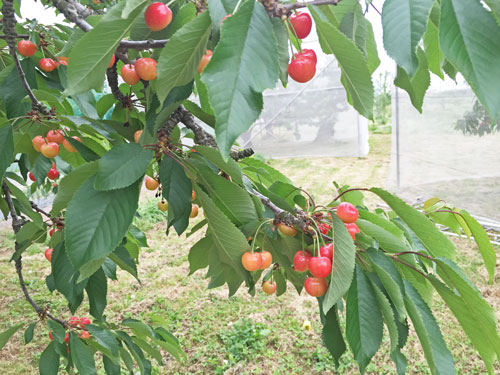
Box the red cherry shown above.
[79,317,91,328]
[49,228,56,237]
[260,250,273,269]
[304,277,327,297]
[62,136,80,153]
[345,223,360,240]
[68,316,80,327]
[121,64,140,85]
[48,331,53,340]
[289,12,312,39]
[64,333,69,344]
[319,243,333,262]
[309,256,332,278]
[46,129,64,144]
[40,142,59,158]
[108,54,116,68]
[336,202,359,223]
[32,135,46,152]
[45,248,53,262]
[135,58,157,81]
[144,2,173,31]
[288,57,316,83]
[262,280,277,295]
[28,172,36,182]
[241,251,262,271]
[293,250,312,272]
[39,58,57,72]
[17,40,37,57]
[318,223,330,235]
[294,49,317,65]
[145,176,159,190]
[47,168,59,180]
[197,50,212,74]
[58,60,68,66]
[79,331,90,340]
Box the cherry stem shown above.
[392,251,436,263]
[233,0,244,14]
[286,18,303,53]
[250,219,272,253]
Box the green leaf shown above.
[155,12,211,105]
[201,0,279,157]
[69,333,97,375]
[154,327,185,361]
[47,320,66,344]
[65,1,148,96]
[0,122,13,182]
[370,188,456,260]
[193,145,244,185]
[32,155,52,187]
[183,100,215,127]
[459,210,496,284]
[240,157,292,186]
[103,355,121,375]
[423,16,444,79]
[65,176,140,270]
[86,325,119,362]
[381,0,434,76]
[310,5,374,119]
[365,20,381,73]
[39,342,60,375]
[271,18,289,86]
[439,0,500,119]
[322,215,356,313]
[133,337,163,364]
[86,268,107,320]
[51,161,98,215]
[0,323,23,350]
[404,280,455,375]
[109,245,138,279]
[0,60,37,119]
[24,322,36,344]
[95,143,153,191]
[357,219,412,253]
[321,305,346,367]
[346,266,383,373]
[394,48,431,113]
[188,236,212,275]
[158,155,192,235]
[122,319,155,339]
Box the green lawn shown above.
[1,134,499,374]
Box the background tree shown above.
[1,0,500,374]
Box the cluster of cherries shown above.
[32,129,80,159]
[48,316,91,345]
[44,226,60,262]
[28,162,59,183]
[287,11,317,83]
[241,249,276,294]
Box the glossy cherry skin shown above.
[318,223,330,235]
[337,202,359,223]
[197,50,212,74]
[145,177,159,190]
[260,250,273,269]
[17,40,37,57]
[241,251,262,271]
[45,248,53,262]
[304,277,327,297]
[190,204,199,218]
[40,142,59,158]
[49,228,56,237]
[39,58,57,72]
[158,200,168,212]
[108,54,115,68]
[28,172,36,182]
[32,135,45,152]
[134,130,142,142]
[62,136,80,153]
[144,2,173,31]
[47,168,59,180]
[319,243,333,262]
[46,129,64,144]
[294,49,317,65]
[68,316,80,327]
[79,317,91,328]
[309,256,332,278]
[277,223,297,236]
[290,12,312,39]
[79,331,90,340]
[262,280,277,295]
[135,57,157,81]
[121,64,140,85]
[288,57,316,83]
[345,223,360,240]
[293,250,312,272]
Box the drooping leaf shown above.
[65,176,140,270]
[69,333,97,375]
[0,60,37,118]
[381,0,434,76]
[39,342,60,375]
[31,155,53,187]
[86,268,107,320]
[201,0,279,157]
[271,18,289,86]
[109,245,138,280]
[423,15,444,79]
[193,145,244,185]
[321,305,346,367]
[0,122,14,182]
[95,143,153,191]
[322,215,356,313]
[439,0,500,119]
[24,322,36,344]
[0,323,23,350]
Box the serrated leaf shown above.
[0,323,23,350]
[365,20,381,73]
[346,266,383,373]
[357,219,412,253]
[65,1,147,96]
[65,176,140,269]
[183,100,215,127]
[193,145,244,185]
[201,0,279,157]
[39,342,60,375]
[382,0,434,76]
[404,280,454,375]
[70,333,97,375]
[155,12,211,105]
[95,143,153,191]
[0,122,13,182]
[439,0,500,119]
[86,325,119,360]
[109,245,138,279]
[423,16,444,79]
[370,188,456,260]
[310,5,374,119]
[32,155,52,187]
[103,355,121,375]
[86,268,107,320]
[322,215,356,313]
[188,236,212,275]
[133,337,163,364]
[321,305,346,367]
[271,18,289,86]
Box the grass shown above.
[1,134,499,374]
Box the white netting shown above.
[387,78,500,221]
[238,38,369,158]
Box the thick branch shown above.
[1,0,51,116]
[119,39,169,50]
[268,0,343,17]
[0,34,29,39]
[106,64,128,106]
[51,0,93,32]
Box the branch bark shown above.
[51,0,93,32]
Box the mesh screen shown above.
[387,82,500,221]
[238,39,369,158]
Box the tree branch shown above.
[119,39,169,50]
[106,63,128,106]
[0,34,29,39]
[51,0,93,32]
[266,0,343,17]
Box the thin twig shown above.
[393,251,436,263]
[120,39,169,50]
[332,188,371,202]
[392,256,431,280]
[0,34,29,39]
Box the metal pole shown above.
[395,83,401,189]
